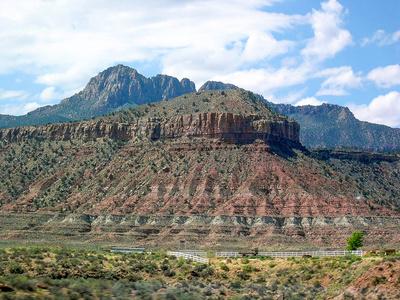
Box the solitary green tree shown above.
[346,231,364,250]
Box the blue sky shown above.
[1,0,400,127]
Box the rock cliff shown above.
[0,112,300,145]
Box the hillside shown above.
[0,89,399,248]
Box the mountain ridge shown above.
[268,101,400,151]
[0,65,400,151]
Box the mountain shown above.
[1,64,400,151]
[268,102,400,151]
[0,89,399,248]
[0,65,196,128]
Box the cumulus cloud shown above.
[1,0,394,119]
[38,86,79,103]
[39,87,62,102]
[0,102,40,116]
[22,102,42,114]
[302,0,353,61]
[0,0,305,90]
[295,97,326,106]
[362,29,400,47]
[367,65,400,88]
[213,63,313,97]
[348,91,400,127]
[240,32,294,63]
[316,66,362,96]
[0,89,29,101]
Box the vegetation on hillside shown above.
[0,246,398,299]
[100,89,283,124]
[0,132,399,215]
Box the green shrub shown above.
[346,231,364,250]
[8,263,26,274]
[163,268,176,277]
[242,264,258,273]
[237,272,250,280]
[9,276,36,291]
[220,263,230,272]
[241,257,249,264]
[372,276,386,286]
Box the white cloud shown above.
[367,65,400,88]
[38,86,80,103]
[362,29,400,47]
[241,31,294,63]
[316,66,362,96]
[213,63,313,97]
[0,89,29,101]
[0,0,305,91]
[0,102,41,116]
[295,97,326,106]
[348,91,400,127]
[0,0,392,118]
[23,102,42,114]
[302,0,353,61]
[39,87,61,102]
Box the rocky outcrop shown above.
[199,81,238,91]
[76,65,196,108]
[0,112,300,144]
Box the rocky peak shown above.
[199,81,238,91]
[0,65,197,128]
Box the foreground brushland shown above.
[0,247,398,299]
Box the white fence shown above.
[215,252,240,257]
[177,250,208,258]
[215,250,363,258]
[167,251,209,264]
[111,247,146,253]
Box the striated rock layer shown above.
[1,213,400,249]
[0,112,300,145]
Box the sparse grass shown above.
[0,246,396,299]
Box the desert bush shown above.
[199,266,214,277]
[372,276,386,286]
[163,268,176,277]
[242,264,258,273]
[237,271,250,280]
[70,279,94,299]
[220,262,230,272]
[241,257,250,264]
[8,263,26,274]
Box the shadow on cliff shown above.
[269,141,306,159]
